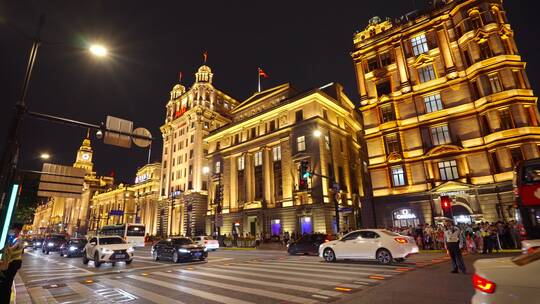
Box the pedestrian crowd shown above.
[389,220,523,253]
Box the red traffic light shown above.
[440,195,451,209]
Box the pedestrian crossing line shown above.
[212,263,378,284]
[277,258,408,270]
[231,262,395,278]
[263,259,404,273]
[368,275,386,280]
[155,271,319,304]
[176,269,343,297]
[99,277,186,304]
[204,267,346,286]
[63,282,110,303]
[312,294,330,300]
[95,287,138,302]
[26,286,58,304]
[128,274,255,304]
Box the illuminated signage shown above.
[135,173,150,184]
[174,106,187,118]
[393,208,417,220]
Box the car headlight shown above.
[24,242,29,246]
[204,247,208,252]
[127,247,134,253]
[36,242,41,246]
[102,248,114,254]
[69,246,77,251]
[178,248,189,253]
[48,242,54,247]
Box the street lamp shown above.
[40,153,50,160]
[89,44,108,57]
[202,166,210,175]
[313,130,322,138]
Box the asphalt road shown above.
[15,247,451,304]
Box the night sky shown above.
[1,1,537,183]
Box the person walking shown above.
[0,225,24,303]
[444,221,466,274]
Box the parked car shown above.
[319,229,418,264]
[151,237,207,263]
[82,236,134,268]
[521,239,540,254]
[21,238,33,248]
[471,248,540,304]
[42,235,67,254]
[32,238,44,250]
[193,236,219,251]
[288,233,331,255]
[60,238,87,257]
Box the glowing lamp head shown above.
[313,130,322,138]
[202,166,210,174]
[40,153,50,160]
[89,44,108,57]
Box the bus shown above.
[514,158,540,239]
[99,223,146,247]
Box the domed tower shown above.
[195,65,213,84]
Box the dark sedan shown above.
[151,237,207,263]
[32,238,44,250]
[60,238,87,257]
[287,233,331,255]
[42,235,67,254]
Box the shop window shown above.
[418,64,436,83]
[380,104,396,123]
[424,94,443,113]
[438,160,459,181]
[499,109,514,130]
[430,125,451,146]
[411,34,429,56]
[391,166,406,187]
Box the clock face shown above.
[81,153,90,161]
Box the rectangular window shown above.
[463,49,472,67]
[418,64,436,83]
[215,161,221,174]
[431,125,451,146]
[391,166,406,187]
[499,109,514,130]
[272,146,281,161]
[384,133,401,154]
[479,42,493,60]
[380,104,396,123]
[376,80,391,96]
[237,156,245,171]
[295,110,304,123]
[297,136,306,152]
[189,149,194,159]
[510,147,523,164]
[173,144,176,152]
[204,122,209,129]
[380,52,393,66]
[480,114,491,136]
[191,122,195,128]
[488,73,503,93]
[250,127,256,139]
[254,151,263,166]
[234,134,239,145]
[190,134,194,143]
[202,181,207,191]
[324,135,330,151]
[438,160,459,181]
[490,151,501,174]
[189,165,192,176]
[411,34,429,56]
[424,94,443,113]
[367,56,380,72]
[269,120,276,132]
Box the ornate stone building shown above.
[204,83,367,236]
[352,0,539,227]
[159,65,239,236]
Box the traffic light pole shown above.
[302,167,341,234]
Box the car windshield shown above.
[172,238,193,245]
[70,239,85,244]
[512,248,540,266]
[380,230,401,237]
[99,237,125,245]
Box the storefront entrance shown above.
[270,219,281,236]
[392,208,419,228]
[452,204,472,224]
[299,216,313,235]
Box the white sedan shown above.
[193,236,219,251]
[82,236,134,268]
[319,229,418,264]
[521,239,540,254]
[472,249,540,304]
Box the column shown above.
[435,23,456,75]
[229,156,237,210]
[263,147,272,205]
[354,61,368,102]
[394,41,411,92]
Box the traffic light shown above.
[299,160,311,190]
[440,195,453,218]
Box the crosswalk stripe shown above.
[271,259,405,272]
[26,286,58,304]
[213,263,377,283]
[128,274,255,304]
[231,262,393,278]
[205,267,344,286]
[155,271,318,304]
[99,277,185,304]
[177,269,342,297]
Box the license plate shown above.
[194,252,201,257]
[115,254,126,259]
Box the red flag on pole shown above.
[178,71,183,83]
[258,67,269,78]
[203,51,208,63]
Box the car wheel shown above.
[94,253,101,268]
[172,251,180,263]
[152,250,159,261]
[376,249,393,265]
[126,259,132,265]
[323,248,336,262]
[82,253,89,265]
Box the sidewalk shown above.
[335,253,517,304]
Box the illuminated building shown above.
[159,65,239,236]
[131,163,161,235]
[352,0,539,226]
[204,82,367,236]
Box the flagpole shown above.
[258,69,261,93]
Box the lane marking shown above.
[99,277,186,304]
[206,267,344,286]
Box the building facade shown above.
[204,83,367,237]
[352,0,540,227]
[131,163,161,235]
[159,65,239,236]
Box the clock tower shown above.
[73,136,94,173]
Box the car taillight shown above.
[394,237,408,244]
[204,240,208,244]
[472,274,496,294]
[527,247,538,254]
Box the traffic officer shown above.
[0,225,24,303]
[444,221,466,274]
